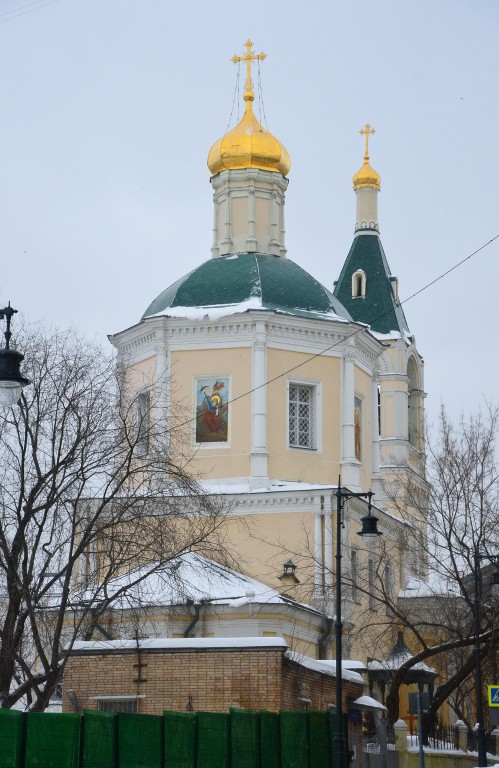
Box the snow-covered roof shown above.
[352,695,387,711]
[202,479,337,495]
[367,655,436,675]
[79,551,324,616]
[285,651,364,684]
[71,636,287,652]
[147,298,348,324]
[368,628,437,676]
[141,253,351,325]
[398,575,460,599]
[319,659,368,673]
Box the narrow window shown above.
[384,564,395,616]
[288,384,315,449]
[351,549,360,602]
[352,270,366,299]
[368,558,379,610]
[136,391,151,456]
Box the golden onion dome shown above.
[353,123,381,191]
[208,89,291,176]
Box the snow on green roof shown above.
[142,253,351,322]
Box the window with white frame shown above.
[288,383,316,449]
[136,390,151,456]
[352,269,366,299]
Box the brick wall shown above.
[63,643,363,716]
[281,655,363,711]
[64,646,285,714]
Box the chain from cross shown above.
[231,39,266,94]
[360,123,376,160]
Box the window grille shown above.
[97,698,138,714]
[288,384,314,449]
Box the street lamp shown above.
[334,477,382,767]
[472,547,499,768]
[0,303,30,406]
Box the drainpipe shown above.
[318,616,334,660]
[183,600,202,638]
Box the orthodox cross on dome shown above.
[360,123,376,161]
[231,39,266,94]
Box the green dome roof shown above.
[143,253,351,322]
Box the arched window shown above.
[352,269,366,299]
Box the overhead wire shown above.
[0,0,59,24]
[224,63,240,135]
[169,232,499,431]
[257,59,269,130]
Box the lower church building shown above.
[64,41,429,724]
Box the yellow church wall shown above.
[170,347,252,479]
[224,509,316,604]
[231,196,246,237]
[127,355,157,390]
[266,348,341,483]
[255,196,270,237]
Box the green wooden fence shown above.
[0,708,348,768]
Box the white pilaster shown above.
[211,194,219,258]
[341,343,361,489]
[324,496,333,600]
[246,187,257,252]
[371,370,380,477]
[314,500,323,597]
[249,321,269,490]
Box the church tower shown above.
[333,127,425,498]
[207,40,290,258]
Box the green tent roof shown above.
[143,253,351,322]
[333,234,410,335]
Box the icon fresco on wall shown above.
[195,376,229,443]
[354,395,362,461]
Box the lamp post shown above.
[0,303,30,406]
[334,476,382,768]
[472,547,499,768]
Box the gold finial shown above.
[207,40,290,176]
[360,123,376,161]
[231,39,266,100]
[353,123,381,191]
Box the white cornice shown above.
[109,312,384,370]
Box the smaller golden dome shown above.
[208,90,291,176]
[353,123,381,191]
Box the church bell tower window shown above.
[352,270,366,299]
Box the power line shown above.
[0,0,59,24]
[161,232,499,431]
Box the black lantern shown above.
[0,304,30,406]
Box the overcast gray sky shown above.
[0,0,497,425]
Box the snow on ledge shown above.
[70,637,288,653]
[285,651,364,684]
